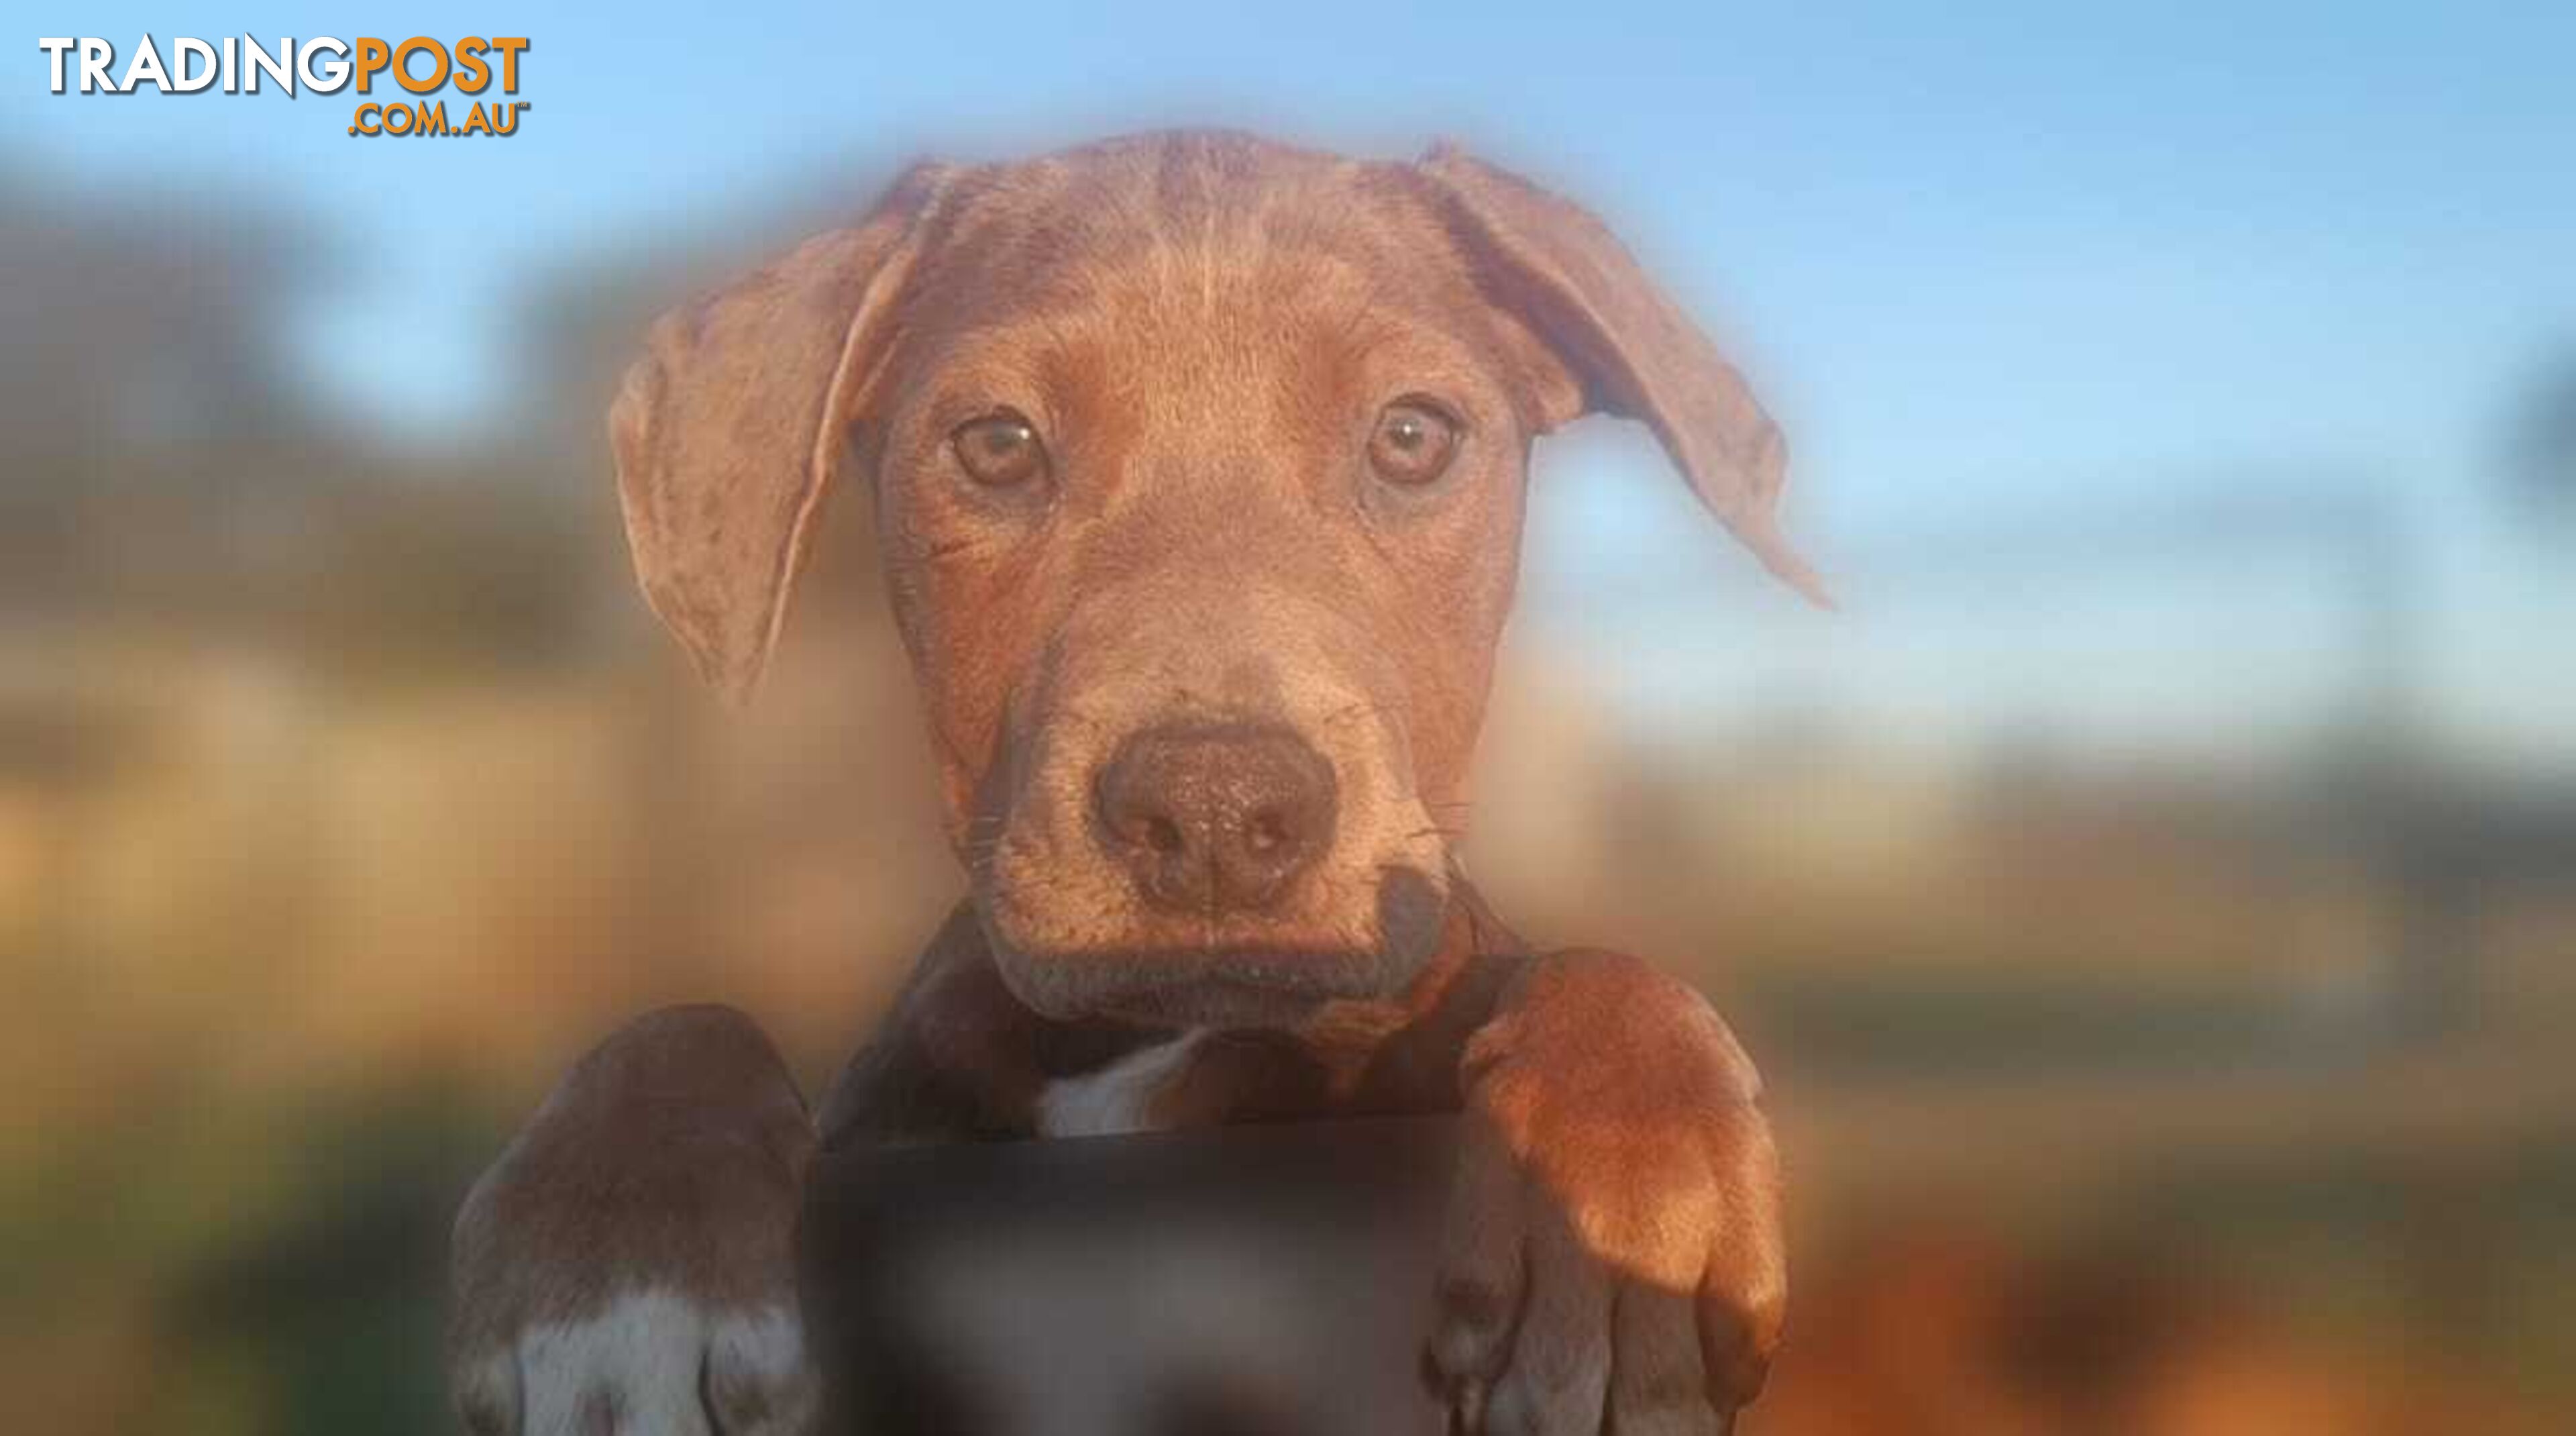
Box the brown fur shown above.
[454,130,1820,1435]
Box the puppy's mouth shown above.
[975,865,1451,1026]
[967,650,1454,1025]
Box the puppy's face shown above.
[612,133,1822,1025]
[864,150,1556,1023]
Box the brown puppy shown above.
[450,130,1821,1436]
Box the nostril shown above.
[1144,815,1185,855]
[1243,807,1289,855]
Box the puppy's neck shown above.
[1035,884,1529,1134]
[820,882,1526,1147]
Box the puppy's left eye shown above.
[951,411,1049,489]
[1367,398,1461,486]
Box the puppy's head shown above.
[612,132,1823,1025]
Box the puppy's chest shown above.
[1034,1030,1210,1138]
[1030,1027,1362,1137]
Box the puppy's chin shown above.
[977,867,1450,1027]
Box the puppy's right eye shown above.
[1367,397,1461,486]
[951,411,1049,488]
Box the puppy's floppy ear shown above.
[1413,142,1830,607]
[610,161,955,701]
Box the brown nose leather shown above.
[1093,723,1338,915]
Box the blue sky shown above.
[13,3,2575,760]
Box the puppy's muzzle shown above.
[1092,721,1339,916]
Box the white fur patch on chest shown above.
[1036,1029,1208,1138]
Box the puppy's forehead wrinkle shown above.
[908,140,1475,354]
[895,189,1505,457]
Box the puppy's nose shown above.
[1093,722,1338,914]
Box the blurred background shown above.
[5,3,2573,1432]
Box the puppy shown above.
[450,129,1823,1436]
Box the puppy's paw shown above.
[1426,953,1784,1435]
[447,1005,820,1435]
[451,1292,812,1436]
